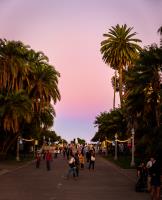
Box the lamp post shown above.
[33,139,38,157]
[130,128,135,167]
[43,135,46,144]
[105,137,108,156]
[16,136,20,161]
[114,133,118,160]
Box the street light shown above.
[43,135,46,144]
[114,133,118,160]
[16,136,21,161]
[130,128,135,167]
[48,137,51,145]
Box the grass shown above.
[0,153,34,165]
[104,154,140,169]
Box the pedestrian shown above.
[74,152,80,177]
[66,147,70,160]
[86,150,91,163]
[54,147,58,159]
[66,154,77,179]
[45,150,52,171]
[89,151,95,170]
[149,157,161,200]
[35,151,41,168]
[146,157,154,192]
[135,161,147,192]
[79,152,85,169]
[63,147,66,158]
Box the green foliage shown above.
[40,130,61,142]
[157,26,162,48]
[96,26,162,159]
[0,39,61,154]
[100,24,142,69]
[125,44,162,156]
[100,24,142,106]
[92,108,127,142]
[77,138,86,145]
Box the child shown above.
[79,152,85,169]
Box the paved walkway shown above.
[0,155,150,200]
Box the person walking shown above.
[149,157,161,200]
[89,151,95,171]
[74,153,80,177]
[35,151,41,168]
[135,161,147,192]
[79,152,85,169]
[45,150,52,171]
[66,154,77,179]
[146,157,154,192]
[86,150,91,163]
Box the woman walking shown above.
[45,150,52,171]
[89,151,95,171]
[66,154,77,179]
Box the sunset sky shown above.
[0,0,162,142]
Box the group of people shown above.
[35,143,96,177]
[66,148,96,179]
[136,156,161,200]
[35,144,161,198]
[35,149,52,170]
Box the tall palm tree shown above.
[125,44,162,155]
[100,24,142,107]
[0,39,61,155]
[0,39,31,93]
[113,70,117,109]
[157,26,162,48]
[0,91,32,153]
[28,51,61,112]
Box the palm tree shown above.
[157,26,162,48]
[0,91,32,154]
[125,44,162,155]
[100,24,142,107]
[40,104,55,129]
[0,39,31,93]
[0,39,61,155]
[113,70,117,109]
[28,51,61,112]
[93,108,127,142]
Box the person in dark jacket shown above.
[89,151,95,170]
[45,150,52,171]
[35,151,41,168]
[135,161,147,192]
[149,157,161,200]
[74,152,80,177]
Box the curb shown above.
[0,160,35,176]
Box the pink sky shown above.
[0,0,162,142]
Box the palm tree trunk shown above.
[113,70,117,109]
[5,134,18,154]
[157,26,162,48]
[1,133,19,154]
[118,67,123,107]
